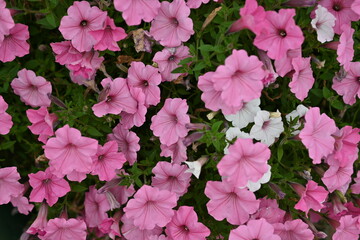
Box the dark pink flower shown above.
[165,206,210,240]
[26,107,57,144]
[50,41,83,66]
[254,9,304,60]
[124,185,177,230]
[120,87,147,129]
[251,198,285,224]
[42,218,87,240]
[43,124,98,177]
[0,23,29,63]
[150,0,194,47]
[299,107,337,164]
[29,168,71,206]
[333,215,360,240]
[217,138,270,188]
[273,219,314,240]
[114,0,161,26]
[0,167,24,205]
[0,0,15,42]
[121,214,163,240]
[351,171,360,194]
[150,98,190,146]
[229,218,281,240]
[127,61,162,107]
[322,155,353,193]
[153,46,191,82]
[59,1,107,52]
[90,16,126,51]
[337,25,354,71]
[205,180,259,225]
[11,69,52,107]
[332,126,360,166]
[160,139,187,164]
[99,212,122,240]
[67,50,104,79]
[91,141,126,181]
[0,95,13,135]
[107,124,140,165]
[274,48,302,77]
[151,161,191,197]
[85,186,110,228]
[290,57,314,101]
[27,203,48,236]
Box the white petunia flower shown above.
[286,104,308,135]
[224,98,261,129]
[311,5,336,43]
[246,165,271,192]
[224,127,251,154]
[250,110,284,146]
[184,156,208,179]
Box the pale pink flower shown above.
[150,0,194,47]
[121,214,163,240]
[165,206,210,240]
[59,1,107,52]
[120,87,147,129]
[127,61,162,107]
[332,62,360,105]
[254,9,304,60]
[272,219,313,240]
[0,167,24,205]
[99,212,122,240]
[229,218,281,240]
[29,168,71,206]
[289,57,315,101]
[217,138,270,188]
[322,155,353,193]
[153,46,191,82]
[26,107,57,143]
[42,218,87,240]
[353,0,360,15]
[186,0,210,8]
[160,139,187,164]
[92,77,137,117]
[337,25,354,71]
[351,171,360,194]
[274,48,302,77]
[293,180,328,215]
[114,0,161,26]
[43,124,98,177]
[311,5,336,43]
[90,16,126,51]
[11,69,52,107]
[212,49,265,110]
[205,180,259,225]
[299,107,337,164]
[107,124,140,165]
[0,23,30,63]
[85,186,110,228]
[66,169,87,182]
[151,98,190,146]
[10,194,33,215]
[27,203,48,236]
[332,126,360,166]
[50,41,83,65]
[124,185,177,230]
[151,161,191,197]
[333,215,360,240]
[0,0,15,42]
[91,141,126,181]
[317,0,359,34]
[251,198,286,224]
[0,95,13,135]
[67,50,104,79]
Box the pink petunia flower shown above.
[91,141,126,181]
[150,98,190,146]
[251,197,286,224]
[153,46,191,82]
[98,175,136,205]
[217,138,270,188]
[59,1,107,52]
[43,124,98,177]
[41,218,87,240]
[350,171,360,194]
[332,126,360,166]
[0,95,13,135]
[273,219,314,240]
[90,16,127,51]
[127,61,162,107]
[299,107,337,164]
[293,180,328,215]
[0,0,15,42]
[205,180,259,225]
[229,218,281,240]
[333,215,360,240]
[50,41,83,66]
[120,87,147,129]
[0,167,24,205]
[311,5,336,43]
[254,9,304,60]
[124,185,177,230]
[121,214,163,240]
[27,203,48,236]
[26,107,57,144]
[289,57,315,101]
[85,186,110,228]
[114,0,161,26]
[0,23,30,63]
[92,77,137,117]
[107,124,140,165]
[186,0,210,8]
[99,212,122,240]
[353,0,360,15]
[337,25,354,71]
[151,161,191,197]
[212,49,266,110]
[322,155,353,193]
[11,69,52,107]
[67,50,104,79]
[160,139,187,164]
[274,48,302,77]
[150,0,194,47]
[10,194,33,215]
[29,168,71,206]
[165,206,211,240]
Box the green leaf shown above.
[277,146,284,161]
[212,121,223,132]
[322,87,332,99]
[87,126,103,137]
[71,184,88,192]
[331,99,345,110]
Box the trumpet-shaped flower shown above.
[0,167,24,205]
[289,57,315,101]
[0,23,29,63]
[85,186,110,228]
[121,214,163,240]
[251,198,285,224]
[0,0,15,42]
[26,107,57,143]
[27,203,48,236]
[337,25,354,71]
[224,98,261,129]
[332,126,360,166]
[50,41,83,65]
[120,87,147,129]
[229,218,281,240]
[160,139,187,164]
[273,219,314,240]
[333,215,360,240]
[42,218,87,240]
[0,95,13,135]
[322,155,353,193]
[186,0,210,8]
[311,5,336,43]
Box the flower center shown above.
[279,30,287,37]
[262,120,271,130]
[42,179,51,184]
[182,225,189,231]
[142,80,149,87]
[80,20,88,26]
[168,55,176,61]
[357,77,360,82]
[98,155,104,161]
[171,18,179,26]
[333,4,341,11]
[106,96,112,102]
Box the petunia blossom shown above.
[251,198,286,224]
[274,48,302,77]
[99,212,122,240]
[120,87,147,129]
[124,185,177,230]
[0,0,15,42]
[26,107,57,144]
[311,5,336,43]
[229,218,281,240]
[350,171,360,194]
[289,57,315,101]
[0,95,13,135]
[332,126,360,166]
[85,186,110,228]
[0,167,24,205]
[333,215,360,240]
[121,214,163,240]
[43,124,98,177]
[10,194,33,215]
[11,69,52,107]
[165,206,210,240]
[224,98,261,129]
[299,107,337,164]
[184,157,208,179]
[273,219,314,240]
[205,180,259,225]
[67,50,104,79]
[50,41,83,66]
[246,165,272,192]
[286,104,309,135]
[27,203,48,236]
[186,0,210,8]
[160,139,187,164]
[41,218,87,240]
[337,25,354,71]
[322,155,353,193]
[150,0,194,47]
